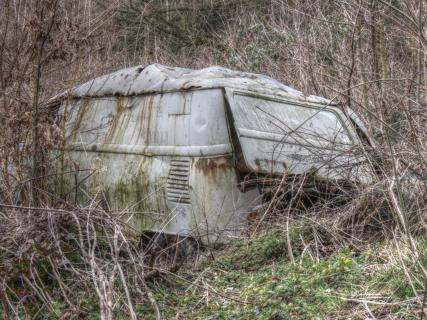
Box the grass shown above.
[146,227,426,319]
[3,224,424,319]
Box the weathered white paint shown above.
[51,64,329,104]
[56,64,374,243]
[224,90,372,182]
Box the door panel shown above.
[224,90,360,179]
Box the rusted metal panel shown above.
[189,155,260,241]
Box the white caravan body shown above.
[54,64,372,242]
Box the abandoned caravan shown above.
[52,64,373,243]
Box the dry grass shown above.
[0,204,188,318]
[0,0,426,318]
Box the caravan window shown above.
[226,91,355,174]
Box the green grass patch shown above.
[5,227,425,319]
[149,230,426,319]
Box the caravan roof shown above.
[58,64,332,105]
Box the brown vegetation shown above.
[0,0,426,318]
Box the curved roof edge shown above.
[52,64,334,105]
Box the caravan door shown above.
[224,89,371,182]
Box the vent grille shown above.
[166,159,191,204]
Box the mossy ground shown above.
[144,229,426,320]
[6,227,426,319]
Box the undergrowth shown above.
[145,227,426,320]
[1,1,427,319]
[1,211,425,319]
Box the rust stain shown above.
[116,97,125,115]
[194,156,233,177]
[135,98,146,145]
[145,95,153,145]
[105,97,126,143]
[150,95,160,144]
[70,98,90,142]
